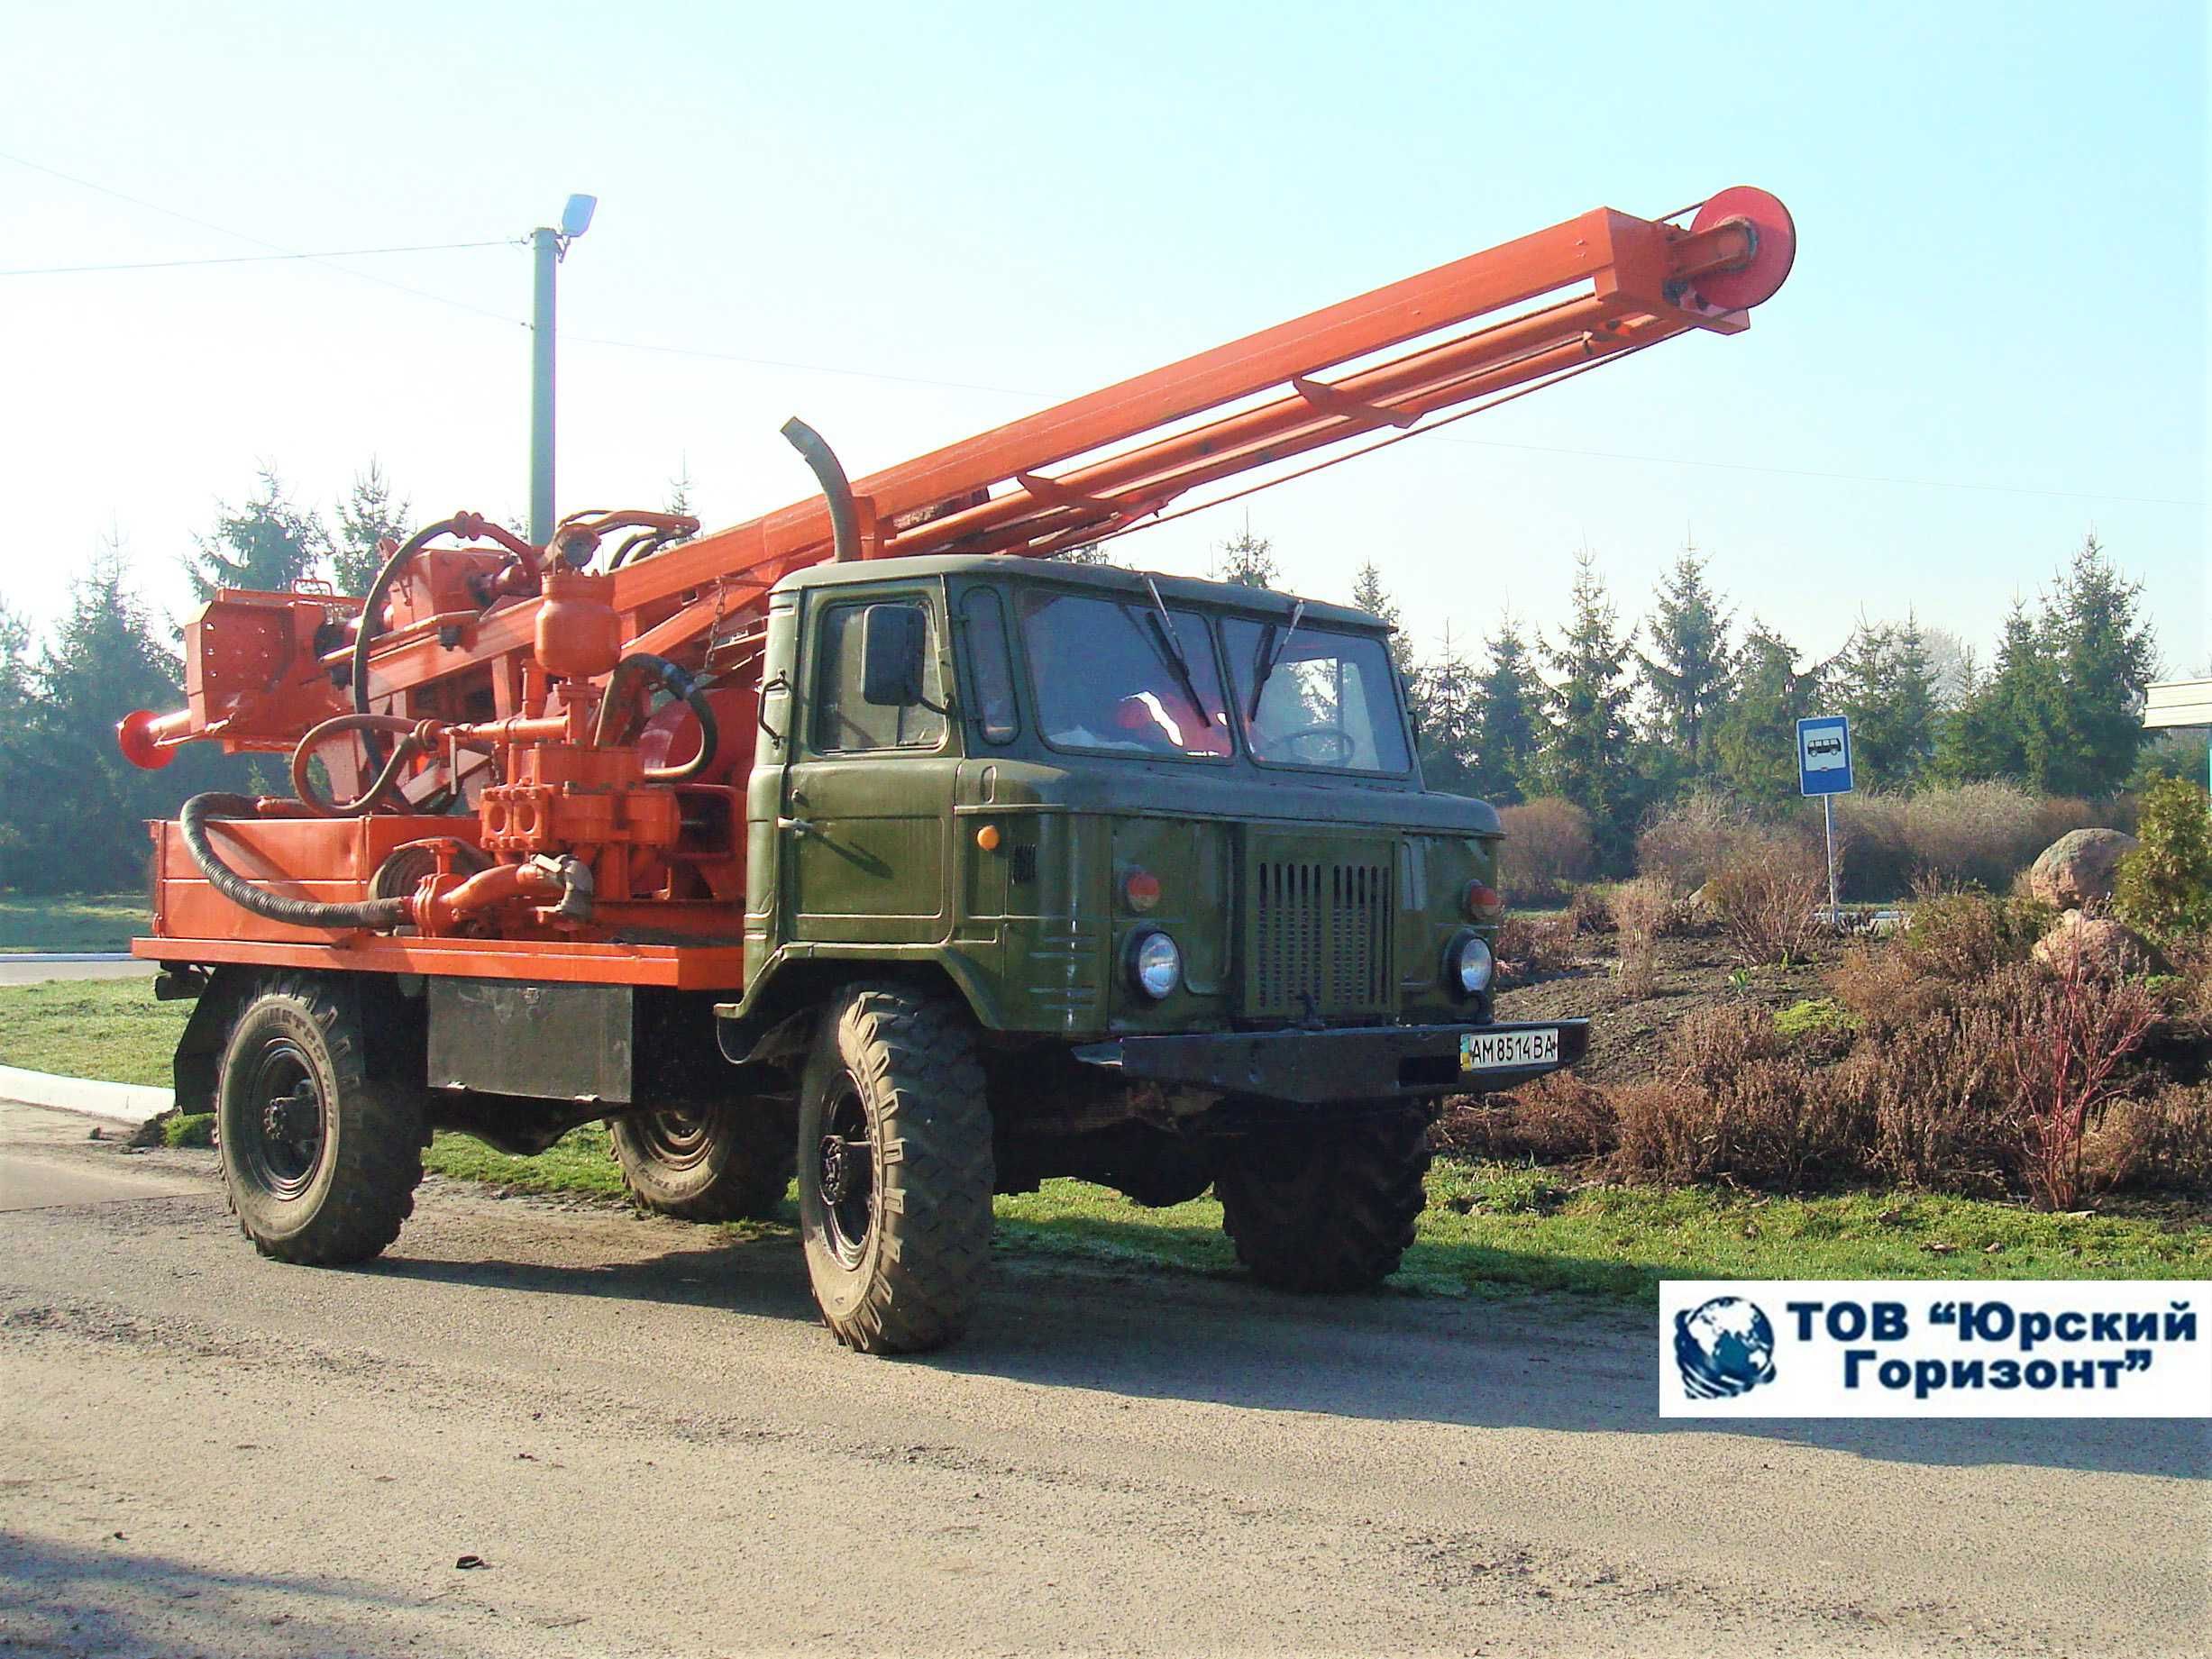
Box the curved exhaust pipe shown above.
[780,417,860,562]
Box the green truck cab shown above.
[700,553,1584,1350]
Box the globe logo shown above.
[1675,1296,1778,1399]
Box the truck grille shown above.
[1244,852,1394,1020]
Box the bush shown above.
[2113,778,2212,941]
[1494,912,1578,981]
[1705,830,1825,966]
[2082,1085,2212,1195]
[1823,994,2017,1194]
[1433,1071,1617,1162]
[1610,1007,1868,1188]
[1635,793,1747,894]
[1830,794,1913,900]
[1496,798,1595,907]
[1611,876,1677,999]
[1898,782,2061,893]
[1896,880,2052,982]
[2003,953,2162,1209]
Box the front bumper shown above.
[1071,1018,1589,1105]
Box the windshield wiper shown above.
[1140,575,1211,728]
[1247,598,1306,720]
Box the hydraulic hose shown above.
[352,516,466,774]
[781,417,860,563]
[178,793,411,932]
[592,652,719,782]
[290,714,426,818]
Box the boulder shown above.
[2033,909,2164,980]
[2027,828,2137,910]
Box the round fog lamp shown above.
[1129,930,1182,1000]
[1452,934,1494,997]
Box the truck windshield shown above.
[1221,619,1410,773]
[1017,590,1232,760]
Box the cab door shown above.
[782,588,957,946]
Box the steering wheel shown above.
[1260,723,1357,766]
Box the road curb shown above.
[0,1063,174,1126]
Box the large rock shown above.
[2028,828,2137,910]
[2033,909,2163,980]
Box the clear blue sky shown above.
[4,1,2204,679]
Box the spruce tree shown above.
[13,542,235,890]
[1349,560,1413,678]
[332,460,411,595]
[1523,551,1637,862]
[1465,615,1541,806]
[1413,624,1481,795]
[1837,614,1938,790]
[1634,544,1733,772]
[1937,598,2066,788]
[2045,533,2156,796]
[1713,622,1822,804]
[185,468,330,598]
[1211,527,1280,590]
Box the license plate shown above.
[1459,1027,1559,1071]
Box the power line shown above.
[1421,432,2203,510]
[0,149,525,325]
[1,239,521,278]
[5,148,2195,513]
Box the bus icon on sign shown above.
[1797,716,1852,795]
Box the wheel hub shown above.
[262,1081,318,1144]
[818,1134,853,1203]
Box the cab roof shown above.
[772,553,1385,634]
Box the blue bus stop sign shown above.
[1797,716,1853,796]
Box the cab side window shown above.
[959,588,1019,743]
[813,599,947,753]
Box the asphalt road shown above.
[0,958,153,987]
[2,1099,2206,1658]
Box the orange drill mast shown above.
[121,187,1795,985]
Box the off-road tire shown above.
[798,984,993,1354]
[215,974,423,1265]
[1214,1107,1430,1291]
[611,1105,794,1221]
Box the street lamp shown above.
[529,193,598,544]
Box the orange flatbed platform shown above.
[132,934,746,990]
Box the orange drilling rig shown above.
[121,187,1794,1353]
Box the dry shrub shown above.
[1496,797,1596,907]
[1831,793,1913,900]
[1636,793,1747,893]
[1824,996,2017,1194]
[1830,941,1958,1033]
[1898,782,2053,892]
[1896,879,2052,981]
[1705,831,1825,966]
[1610,1007,1867,1188]
[2003,954,2162,1209]
[2082,1085,2212,1195]
[1432,1071,1618,1162]
[1566,884,1614,934]
[1494,912,1579,981]
[1612,876,1677,999]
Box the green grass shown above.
[0,979,185,1084]
[4,980,2206,1299]
[0,894,149,953]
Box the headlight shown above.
[1449,933,1494,997]
[1127,930,1182,1000]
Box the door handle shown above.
[778,816,818,835]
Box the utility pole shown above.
[527,195,598,546]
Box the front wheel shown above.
[216,975,424,1265]
[797,984,993,1354]
[1214,1107,1430,1291]
[610,1105,793,1220]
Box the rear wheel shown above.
[216,975,423,1265]
[797,984,993,1354]
[610,1104,793,1220]
[1214,1107,1430,1291]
